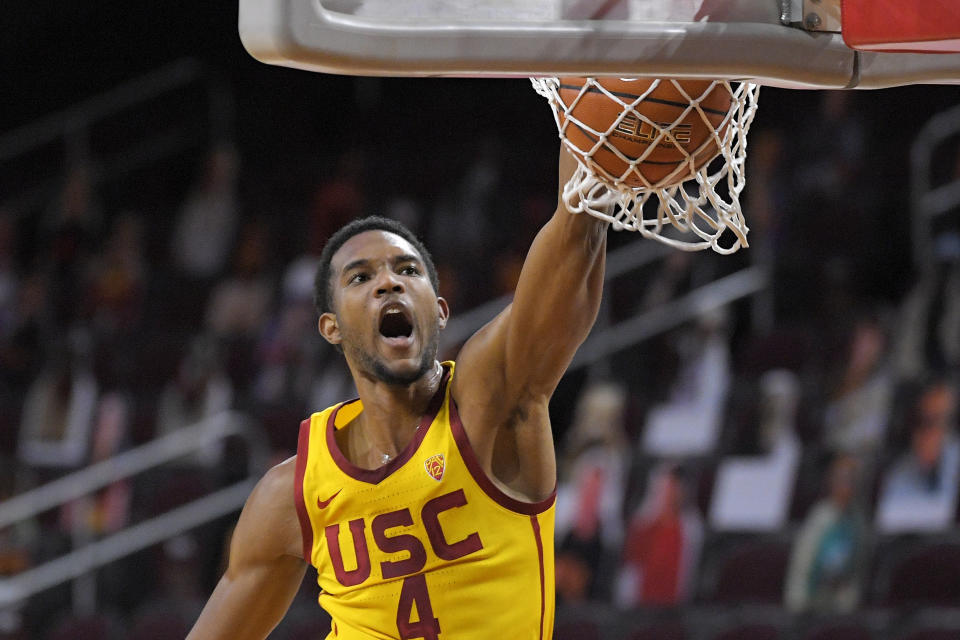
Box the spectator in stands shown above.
[63,393,132,536]
[554,381,630,602]
[784,453,869,614]
[792,92,866,205]
[17,328,98,470]
[822,311,893,455]
[743,128,788,331]
[429,137,500,265]
[169,143,240,280]
[87,214,147,336]
[0,210,18,338]
[253,265,321,409]
[43,161,103,239]
[876,377,960,534]
[429,137,505,304]
[204,219,274,340]
[0,458,39,578]
[614,463,704,608]
[85,213,149,387]
[42,162,103,330]
[155,335,233,467]
[642,307,731,457]
[892,231,960,379]
[0,271,48,392]
[307,148,366,248]
[709,369,801,532]
[0,457,40,640]
[787,92,870,268]
[0,270,49,458]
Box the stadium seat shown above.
[126,612,190,640]
[788,450,832,522]
[710,623,780,640]
[554,620,603,640]
[708,538,791,604]
[734,326,817,378]
[627,618,688,640]
[285,617,335,640]
[803,623,874,640]
[884,542,960,606]
[45,614,123,640]
[896,630,960,640]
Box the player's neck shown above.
[350,360,444,462]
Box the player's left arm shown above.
[452,145,608,498]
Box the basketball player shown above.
[187,145,608,640]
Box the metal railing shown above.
[0,411,269,609]
[570,265,769,370]
[441,238,673,350]
[911,103,960,270]
[442,236,769,371]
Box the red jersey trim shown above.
[325,365,451,485]
[530,515,546,640]
[449,396,557,516]
[294,418,313,563]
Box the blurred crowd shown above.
[0,80,959,640]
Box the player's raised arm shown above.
[501,145,609,395]
[458,144,608,396]
[187,458,306,640]
[452,144,609,499]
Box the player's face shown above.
[321,230,448,386]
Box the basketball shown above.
[557,78,733,188]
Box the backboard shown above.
[238,0,960,88]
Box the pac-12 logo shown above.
[424,454,445,481]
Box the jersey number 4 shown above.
[396,574,440,639]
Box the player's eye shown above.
[349,272,369,284]
[399,265,421,276]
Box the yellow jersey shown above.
[294,361,556,639]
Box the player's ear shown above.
[318,312,341,345]
[437,297,450,330]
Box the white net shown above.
[531,77,760,254]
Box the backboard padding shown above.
[238,0,960,88]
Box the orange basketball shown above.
[557,78,732,188]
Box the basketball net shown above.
[531,78,760,254]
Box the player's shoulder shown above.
[230,457,302,565]
[260,455,297,494]
[246,456,297,514]
[235,456,303,560]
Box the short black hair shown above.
[314,215,439,315]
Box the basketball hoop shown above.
[531,78,760,254]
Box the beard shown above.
[343,319,441,387]
[371,344,437,386]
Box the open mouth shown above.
[379,307,413,339]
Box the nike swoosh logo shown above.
[317,489,342,509]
